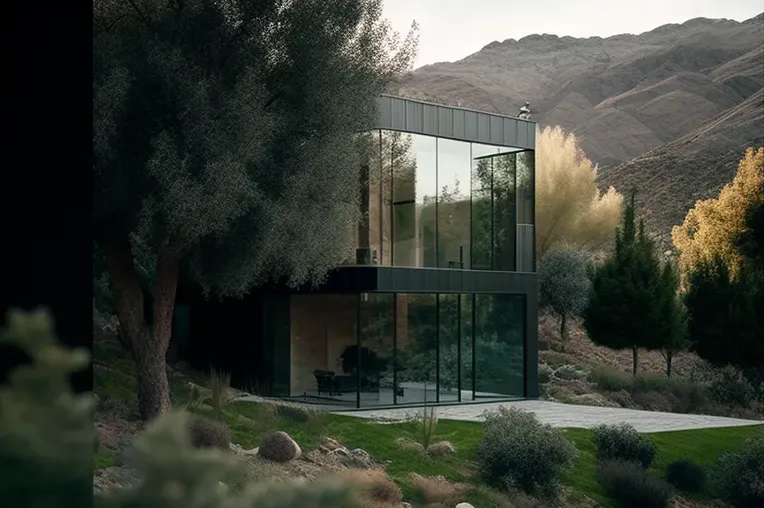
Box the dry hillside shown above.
[399,13,764,237]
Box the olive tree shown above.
[93,0,417,420]
[538,245,591,349]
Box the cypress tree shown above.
[584,192,684,375]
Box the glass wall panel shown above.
[460,294,474,401]
[471,144,499,270]
[517,150,534,226]
[289,294,359,406]
[473,294,525,398]
[437,139,472,269]
[358,293,395,406]
[385,132,437,267]
[356,131,382,265]
[516,150,536,272]
[438,294,460,402]
[493,153,517,271]
[395,293,438,404]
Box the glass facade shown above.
[288,292,526,407]
[356,130,535,272]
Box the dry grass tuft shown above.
[342,468,402,508]
[409,472,470,505]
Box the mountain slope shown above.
[399,13,764,236]
[599,87,764,244]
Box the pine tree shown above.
[584,193,685,375]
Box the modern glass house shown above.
[179,95,538,408]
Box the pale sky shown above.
[382,0,763,68]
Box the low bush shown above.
[275,404,312,423]
[709,367,756,408]
[712,436,764,508]
[343,468,402,506]
[597,460,672,508]
[476,407,578,498]
[588,366,709,413]
[588,365,632,392]
[592,423,656,469]
[665,458,707,493]
[188,415,231,450]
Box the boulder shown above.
[455,503,475,508]
[257,431,301,463]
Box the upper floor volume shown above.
[350,95,537,274]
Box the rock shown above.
[322,437,342,451]
[400,503,413,508]
[257,431,301,463]
[395,437,425,453]
[427,440,456,456]
[455,503,475,508]
[230,443,259,456]
[329,446,351,458]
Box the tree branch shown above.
[126,0,153,29]
[101,236,146,347]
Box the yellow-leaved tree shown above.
[536,126,624,258]
[672,147,764,282]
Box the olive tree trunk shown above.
[103,238,178,421]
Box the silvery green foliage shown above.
[592,423,656,469]
[0,309,95,508]
[476,407,578,498]
[93,0,417,293]
[713,437,764,508]
[539,245,591,319]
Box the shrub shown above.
[709,367,756,408]
[592,423,656,469]
[343,469,402,506]
[588,365,632,392]
[187,415,231,450]
[275,404,311,423]
[476,407,578,497]
[597,460,672,508]
[712,437,764,508]
[665,458,707,493]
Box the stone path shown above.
[331,400,764,433]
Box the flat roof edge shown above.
[375,95,536,150]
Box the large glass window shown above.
[460,294,474,401]
[517,150,534,225]
[471,145,520,271]
[493,153,517,271]
[473,294,525,398]
[471,145,497,270]
[395,293,438,404]
[358,293,395,406]
[289,294,359,405]
[437,139,472,269]
[438,294,460,402]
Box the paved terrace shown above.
[330,400,764,433]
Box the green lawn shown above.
[93,350,764,507]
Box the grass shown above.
[562,425,764,504]
[93,336,764,507]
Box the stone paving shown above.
[331,399,764,433]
